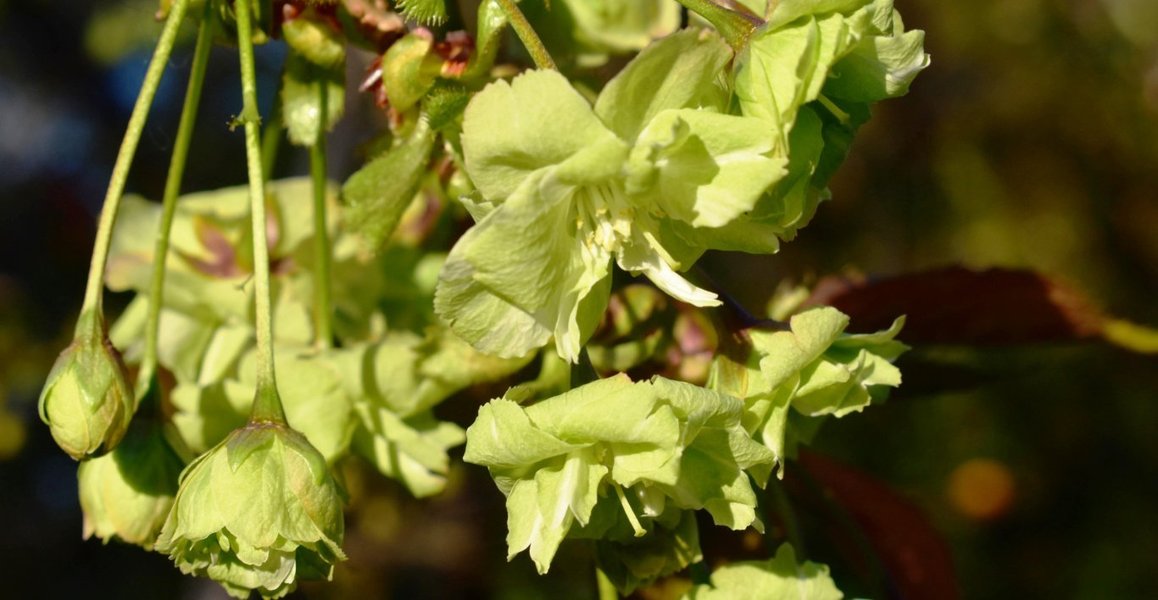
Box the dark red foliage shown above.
[804,266,1106,344]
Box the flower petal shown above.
[462,70,619,201]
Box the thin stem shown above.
[138,5,215,400]
[676,0,762,51]
[78,0,189,324]
[493,0,556,70]
[236,0,286,425]
[309,81,334,350]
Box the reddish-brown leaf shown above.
[804,266,1105,345]
[795,450,960,600]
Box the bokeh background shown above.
[1,0,1157,597]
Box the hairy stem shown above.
[138,5,215,400]
[676,0,762,51]
[78,0,189,327]
[236,0,286,425]
[494,0,556,70]
[310,80,334,350]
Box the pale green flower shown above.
[437,30,786,361]
[155,421,345,599]
[739,306,906,482]
[77,415,183,549]
[464,374,774,574]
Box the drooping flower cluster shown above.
[36,1,930,597]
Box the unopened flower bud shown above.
[155,420,345,599]
[282,5,345,70]
[78,415,183,549]
[39,311,135,460]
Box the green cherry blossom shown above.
[155,422,346,599]
[436,30,785,361]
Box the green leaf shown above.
[684,543,843,599]
[594,28,733,141]
[281,52,345,147]
[341,119,435,251]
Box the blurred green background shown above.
[1,0,1156,597]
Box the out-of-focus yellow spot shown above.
[946,458,1016,521]
[0,408,27,460]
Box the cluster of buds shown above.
[47,1,354,598]
[42,319,347,598]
